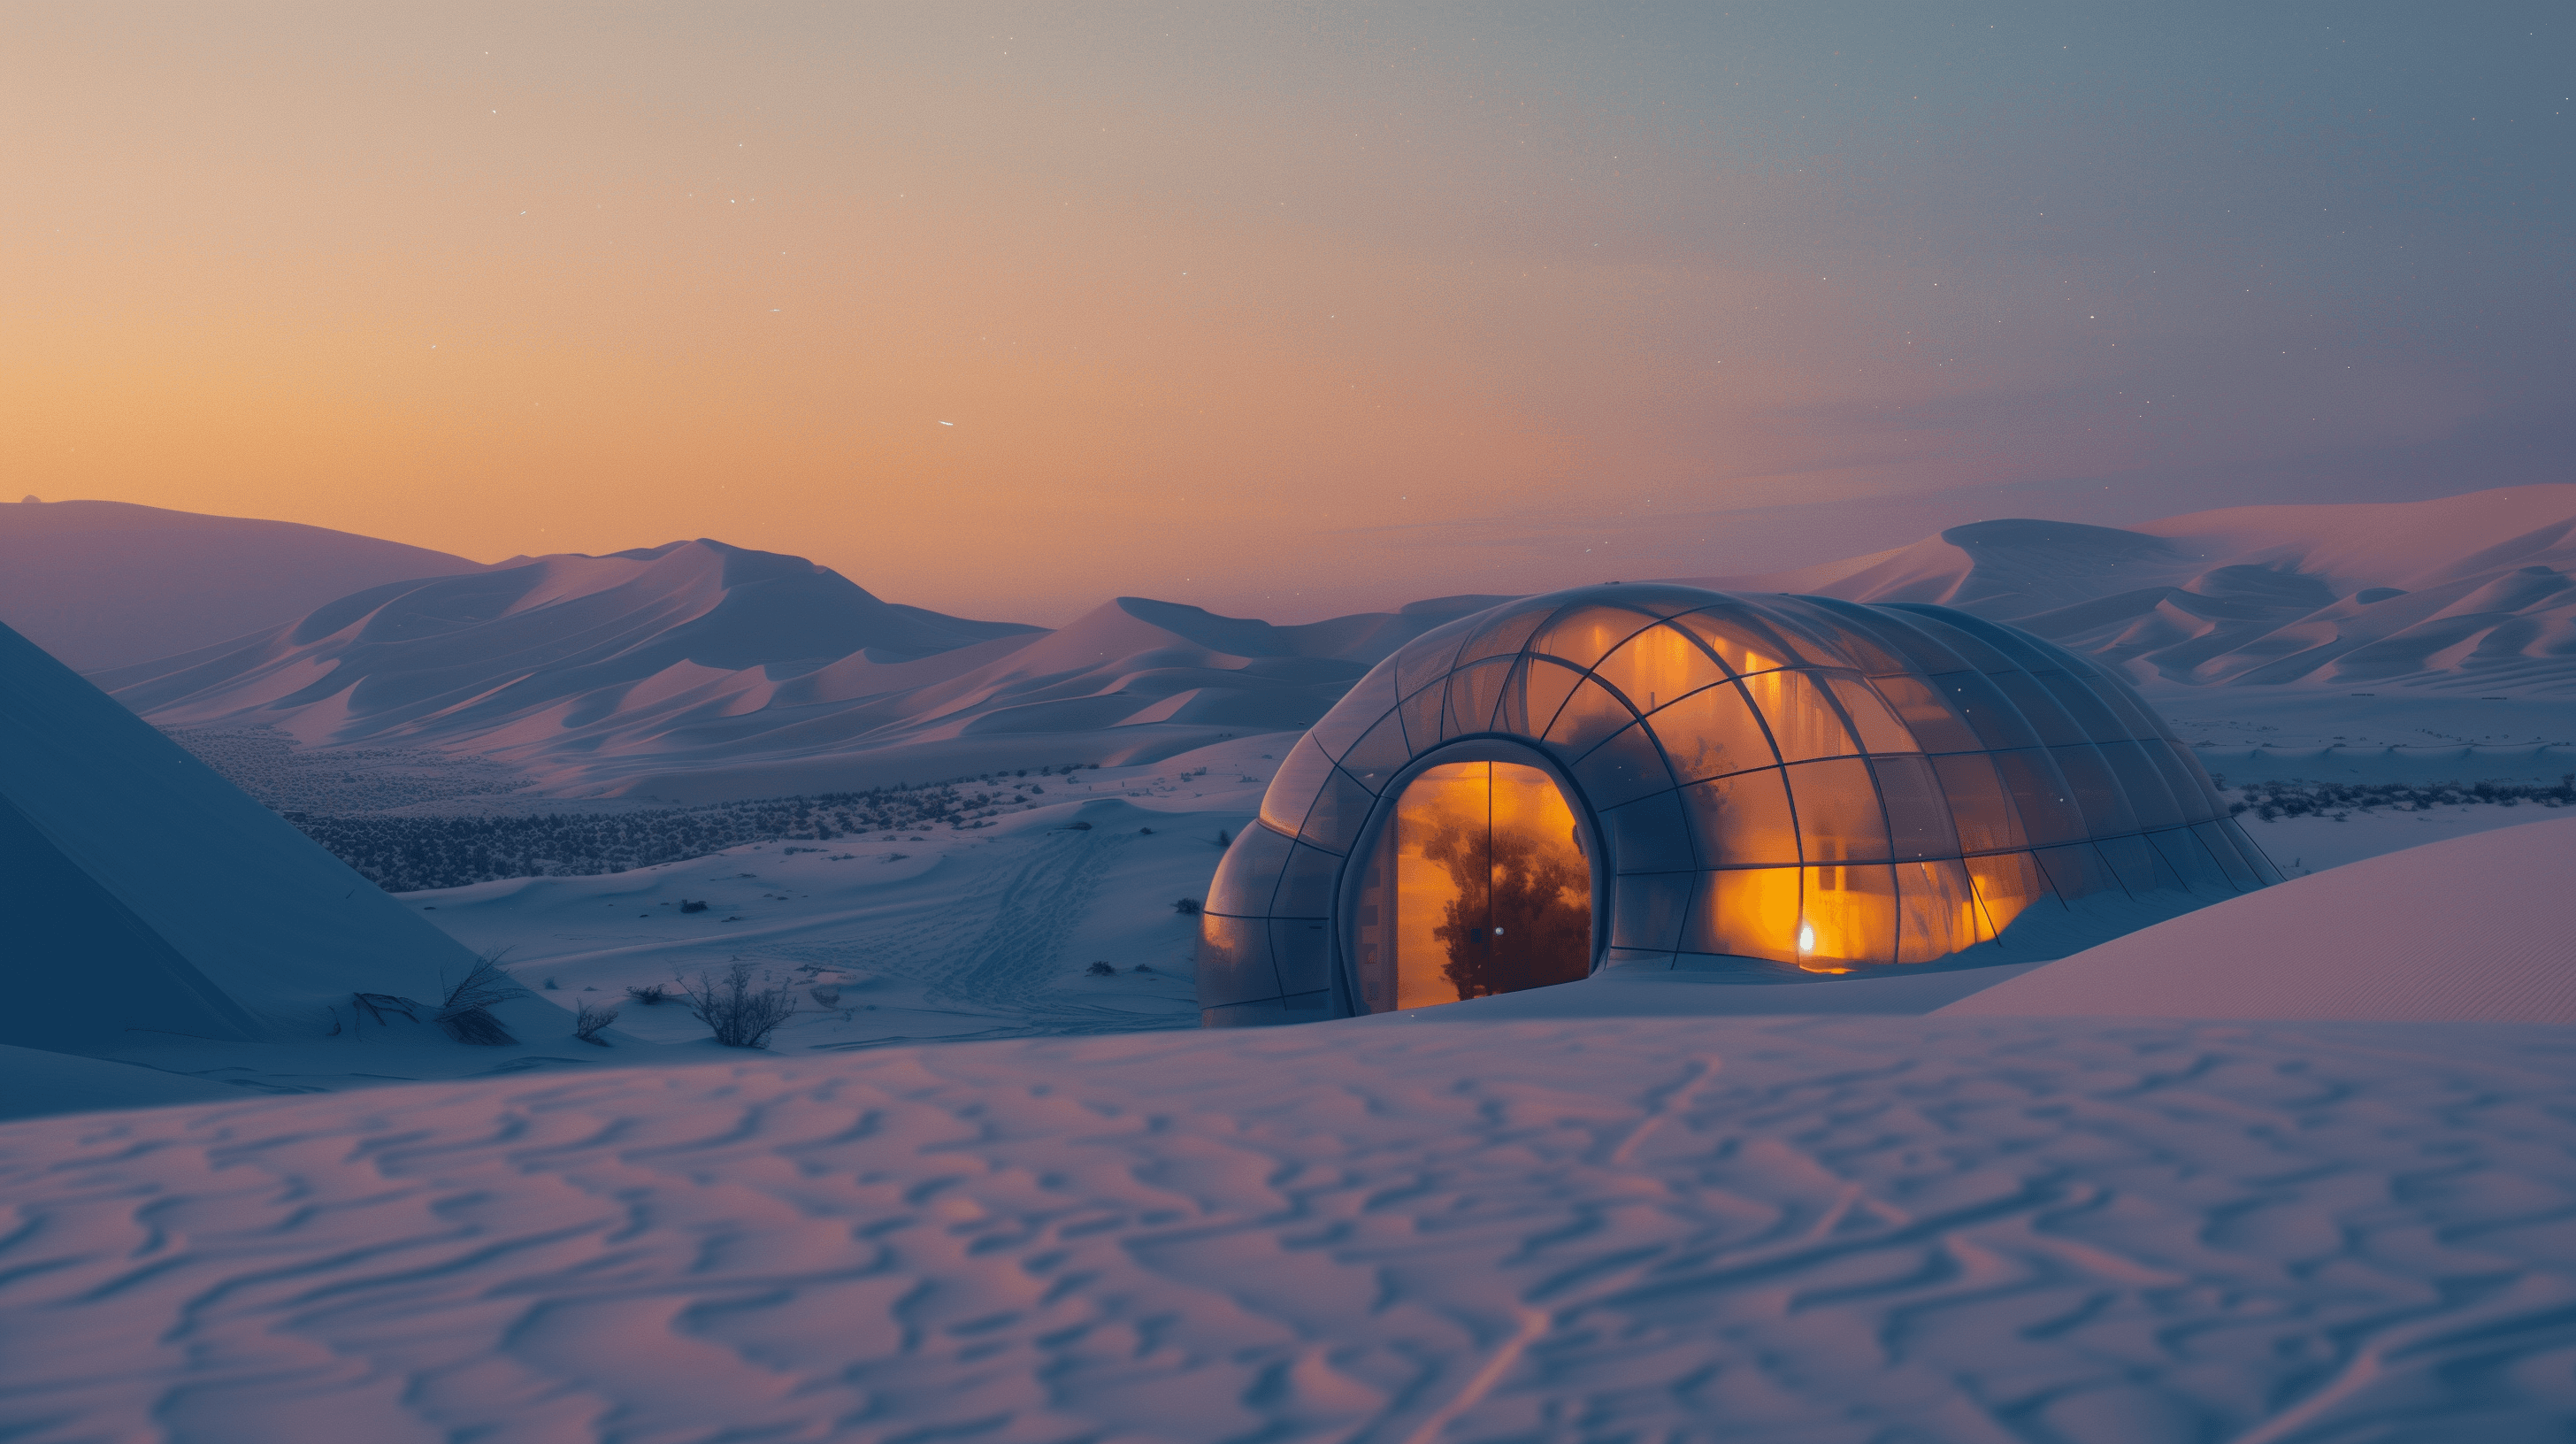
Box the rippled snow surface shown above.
[9,1017,2576,1442]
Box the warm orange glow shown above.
[1532,607,1652,671]
[1368,761,1591,1011]
[1963,851,2051,935]
[1736,671,1859,764]
[1693,866,1804,964]
[1668,612,1799,677]
[1794,864,1898,971]
[1591,624,1729,715]
[1896,859,1997,963]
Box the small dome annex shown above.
[1198,585,2278,1026]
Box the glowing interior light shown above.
[1797,923,1817,953]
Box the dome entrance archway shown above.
[1352,759,1592,1014]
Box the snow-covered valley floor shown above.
[415,739,1278,1053]
[11,1016,2576,1442]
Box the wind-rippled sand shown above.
[10,1017,2576,1441]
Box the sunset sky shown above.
[7,4,2568,624]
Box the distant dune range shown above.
[97,535,1503,799]
[1691,484,2576,692]
[0,498,483,670]
[65,484,2576,803]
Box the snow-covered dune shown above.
[82,488,2576,808]
[1940,813,2576,1021]
[107,545,1502,798]
[1690,485,2576,694]
[0,497,482,671]
[9,1014,2576,1440]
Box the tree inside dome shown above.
[1357,761,1591,1011]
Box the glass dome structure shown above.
[1199,584,2279,1027]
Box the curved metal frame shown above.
[1198,585,2281,1028]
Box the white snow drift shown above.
[1942,812,2576,1022]
[7,1016,2576,1440]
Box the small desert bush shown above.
[573,1002,619,1046]
[625,983,671,1005]
[436,951,520,1046]
[682,963,799,1048]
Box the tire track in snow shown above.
[783,830,1182,1039]
[926,831,1176,1032]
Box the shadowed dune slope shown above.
[104,537,1501,795]
[0,619,494,1050]
[0,498,483,671]
[1939,813,2576,1021]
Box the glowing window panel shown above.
[1354,761,1592,1012]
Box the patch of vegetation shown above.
[2227,775,2576,822]
[683,964,799,1048]
[279,770,1100,892]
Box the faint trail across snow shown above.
[925,830,1137,1018]
[778,829,1185,1040]
[1399,1307,1551,1444]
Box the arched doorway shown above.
[1351,760,1594,1013]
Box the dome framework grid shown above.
[1200,585,2280,1027]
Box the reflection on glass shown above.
[1894,859,1991,964]
[1826,677,1920,754]
[1964,850,2050,933]
[1258,735,1338,837]
[1532,605,1655,670]
[1690,866,1802,964]
[1738,670,1859,764]
[1592,625,1728,714]
[1542,677,1639,756]
[1670,610,1800,674]
[1795,863,1898,972]
[1782,757,1887,861]
[1681,767,1800,867]
[1647,681,1775,782]
[1361,762,1593,1011]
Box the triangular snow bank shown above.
[0,619,482,1050]
[1937,814,2576,1021]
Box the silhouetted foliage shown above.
[1421,815,1590,1002]
[272,773,1097,893]
[433,951,521,1045]
[683,963,799,1048]
[2227,774,2574,821]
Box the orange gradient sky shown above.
[7,5,2568,623]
